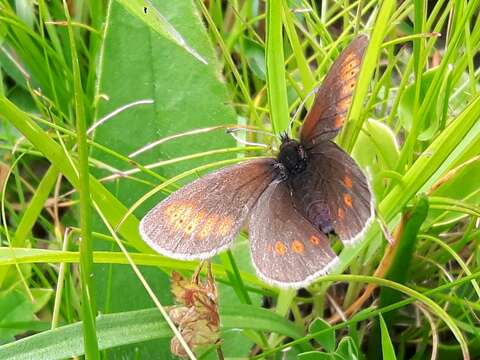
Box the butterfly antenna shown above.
[226,127,274,138]
[288,86,319,135]
[279,131,289,142]
[226,128,269,148]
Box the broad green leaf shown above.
[353,119,399,170]
[0,305,302,359]
[0,290,34,343]
[0,308,170,359]
[381,194,429,308]
[116,0,207,64]
[376,193,428,351]
[30,289,53,314]
[220,304,303,340]
[370,194,429,359]
[243,37,266,81]
[309,318,335,352]
[335,337,359,360]
[298,351,339,360]
[92,0,238,357]
[353,118,400,197]
[398,68,447,139]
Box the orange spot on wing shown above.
[343,193,353,208]
[165,203,181,219]
[184,210,206,234]
[342,80,356,95]
[165,202,195,230]
[309,235,321,245]
[274,241,287,255]
[218,217,234,236]
[292,240,305,254]
[175,218,184,230]
[166,202,191,218]
[343,176,353,188]
[198,214,219,239]
[334,115,344,129]
[343,53,355,65]
[338,207,345,220]
[340,62,359,81]
[338,96,352,111]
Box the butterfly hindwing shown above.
[292,140,374,245]
[140,158,278,259]
[249,180,339,288]
[139,35,373,289]
[300,35,368,145]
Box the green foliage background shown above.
[0,0,479,359]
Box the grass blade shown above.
[0,98,151,251]
[266,0,289,134]
[0,305,303,360]
[339,0,396,151]
[63,1,99,357]
[379,314,397,360]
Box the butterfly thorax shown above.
[277,137,307,177]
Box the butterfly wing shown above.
[249,180,339,288]
[300,35,368,145]
[140,158,278,260]
[291,140,374,245]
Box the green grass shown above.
[0,0,479,359]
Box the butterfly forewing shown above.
[300,36,368,146]
[140,35,373,289]
[249,181,339,288]
[292,141,374,245]
[140,158,278,259]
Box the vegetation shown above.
[0,0,479,359]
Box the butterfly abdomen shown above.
[306,200,334,234]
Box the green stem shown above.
[14,166,59,246]
[219,251,270,349]
[63,1,99,357]
[268,289,296,347]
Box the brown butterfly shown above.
[140,36,374,288]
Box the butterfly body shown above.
[276,135,308,177]
[140,35,374,288]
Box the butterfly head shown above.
[277,136,307,176]
[279,131,290,143]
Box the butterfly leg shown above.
[273,162,288,181]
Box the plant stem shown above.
[63,1,100,358]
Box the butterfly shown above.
[139,35,374,288]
